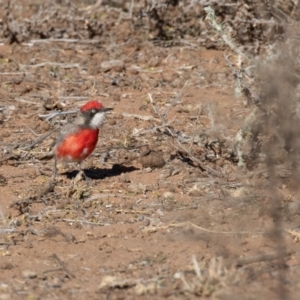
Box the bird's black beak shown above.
[103,107,113,112]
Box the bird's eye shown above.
[91,109,96,114]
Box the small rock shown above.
[188,185,203,197]
[162,70,178,83]
[127,65,140,75]
[0,175,7,186]
[101,60,125,72]
[139,148,166,168]
[51,277,62,288]
[0,283,9,292]
[43,226,61,238]
[113,93,121,102]
[156,209,164,216]
[83,201,92,208]
[98,275,117,290]
[0,130,10,138]
[36,180,55,197]
[148,56,160,67]
[163,192,174,200]
[108,119,116,126]
[128,182,147,194]
[22,270,37,279]
[172,77,185,88]
[139,105,148,111]
[127,228,134,234]
[77,236,86,243]
[135,282,157,295]
[285,202,300,216]
[64,233,76,243]
[0,262,14,270]
[119,174,131,183]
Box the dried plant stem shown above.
[204,6,250,61]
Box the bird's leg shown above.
[69,163,83,191]
[81,163,92,183]
[74,163,91,183]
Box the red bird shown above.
[49,100,112,178]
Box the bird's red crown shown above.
[80,100,104,112]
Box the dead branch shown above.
[21,127,59,150]
[50,253,75,278]
[235,251,293,267]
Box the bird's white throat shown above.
[90,111,106,128]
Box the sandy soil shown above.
[1,1,300,299]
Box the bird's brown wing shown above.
[55,115,84,146]
[38,115,85,160]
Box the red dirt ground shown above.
[1,1,300,299]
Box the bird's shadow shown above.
[62,164,138,180]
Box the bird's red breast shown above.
[55,128,99,162]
